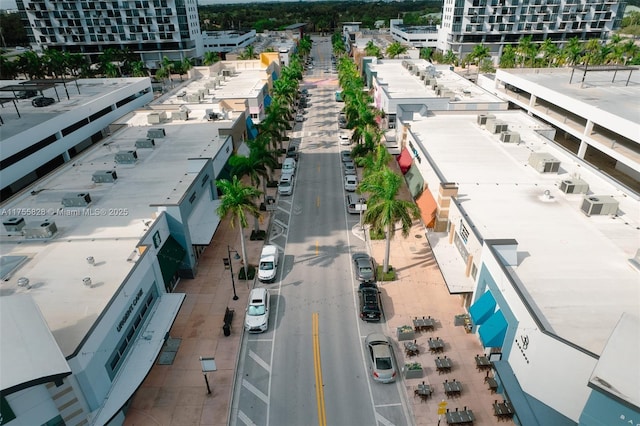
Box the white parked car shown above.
[278,173,294,196]
[339,133,351,145]
[282,158,296,176]
[245,288,270,333]
[344,175,358,192]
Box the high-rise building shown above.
[437,0,625,62]
[16,0,204,69]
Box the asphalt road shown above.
[230,36,411,426]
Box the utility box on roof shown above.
[115,150,138,164]
[92,170,118,183]
[528,152,560,174]
[3,217,25,232]
[62,192,91,207]
[24,220,57,239]
[147,128,165,138]
[580,195,618,216]
[559,178,589,194]
[135,138,155,148]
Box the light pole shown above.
[224,245,241,300]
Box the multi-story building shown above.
[15,0,204,69]
[437,0,625,62]
[202,30,256,57]
[390,18,439,49]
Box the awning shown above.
[469,291,497,325]
[264,94,272,108]
[245,116,258,140]
[397,147,412,175]
[404,163,424,198]
[90,294,185,426]
[157,236,186,285]
[187,198,220,245]
[415,189,437,228]
[479,309,507,348]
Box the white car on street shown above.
[344,175,358,192]
[245,288,270,333]
[339,133,351,145]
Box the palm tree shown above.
[499,45,517,69]
[130,61,149,77]
[176,57,193,81]
[386,42,408,59]
[516,35,537,67]
[216,176,262,278]
[203,51,221,66]
[443,50,458,66]
[359,167,421,273]
[364,40,382,58]
[539,39,560,67]
[230,138,278,207]
[561,37,583,66]
[238,45,258,60]
[357,143,392,178]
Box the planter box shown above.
[397,327,415,341]
[404,367,423,379]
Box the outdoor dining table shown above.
[428,337,445,353]
[493,401,515,421]
[445,408,475,425]
[404,340,420,357]
[415,382,433,401]
[475,354,492,371]
[435,356,453,374]
[486,377,498,393]
[443,379,463,398]
[413,316,436,332]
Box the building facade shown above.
[437,0,625,62]
[390,18,439,49]
[202,30,256,56]
[16,0,204,68]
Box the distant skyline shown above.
[1,0,399,9]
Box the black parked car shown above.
[32,97,55,107]
[358,284,382,322]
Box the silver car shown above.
[278,173,294,196]
[344,161,356,176]
[365,333,398,383]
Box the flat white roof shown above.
[0,295,71,393]
[0,110,229,357]
[497,67,640,128]
[408,110,639,355]
[369,59,503,103]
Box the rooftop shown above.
[369,59,503,104]
[407,110,639,356]
[0,108,231,357]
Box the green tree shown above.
[419,47,433,61]
[499,45,517,68]
[216,176,262,279]
[364,40,382,58]
[386,41,408,59]
[360,167,420,273]
[443,50,458,66]
[561,37,583,66]
[238,45,258,60]
[230,138,278,208]
[516,35,538,67]
[203,51,221,66]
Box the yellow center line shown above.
[312,312,327,426]
[316,195,320,208]
[316,240,319,256]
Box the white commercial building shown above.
[202,30,257,56]
[390,19,439,49]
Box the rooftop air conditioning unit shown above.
[186,93,200,102]
[24,220,57,239]
[172,110,189,120]
[135,138,155,148]
[92,170,118,183]
[115,150,138,164]
[580,195,619,216]
[147,111,166,124]
[500,131,520,143]
[3,217,25,232]
[477,114,496,125]
[62,192,91,207]
[559,178,589,194]
[528,152,561,173]
[486,119,508,134]
[222,69,231,76]
[147,128,165,138]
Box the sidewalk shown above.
[124,208,270,426]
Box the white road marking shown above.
[248,349,271,373]
[242,378,269,404]
[375,411,396,426]
[237,410,257,426]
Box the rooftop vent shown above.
[477,114,496,126]
[115,150,138,164]
[486,119,508,134]
[62,192,91,207]
[528,152,560,174]
[500,131,520,143]
[147,128,165,138]
[580,195,619,216]
[3,217,25,232]
[135,138,155,148]
[147,111,167,125]
[92,170,118,183]
[559,178,589,194]
[24,220,57,239]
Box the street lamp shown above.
[200,356,217,395]
[223,245,241,300]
